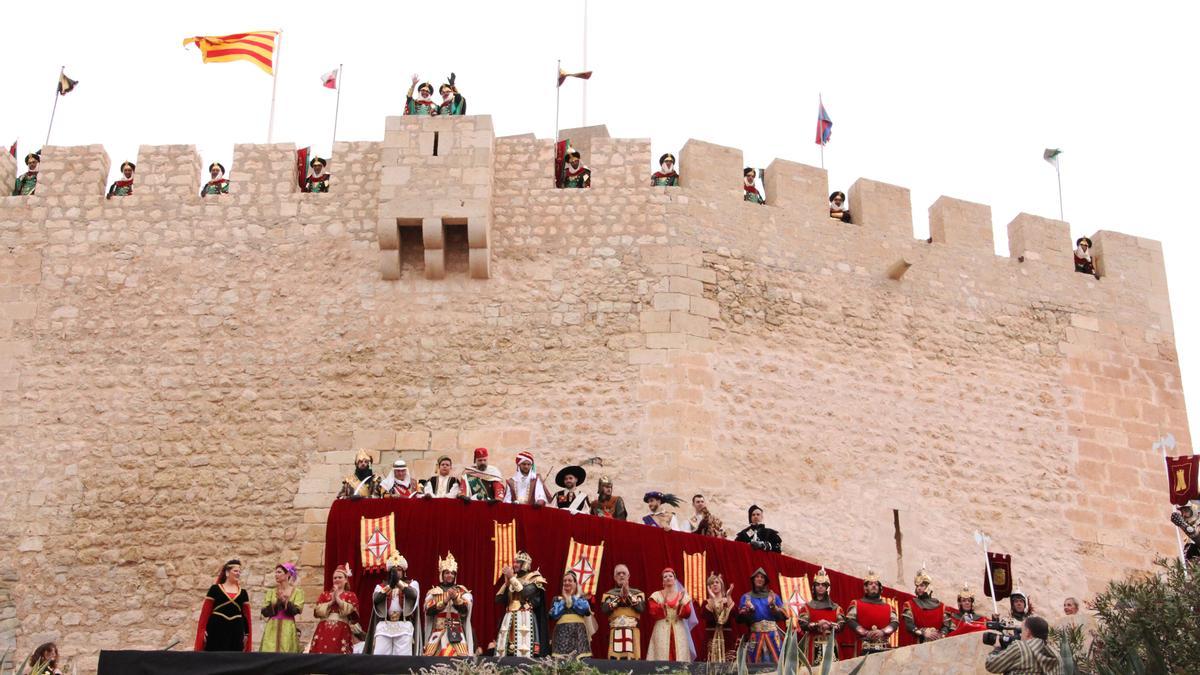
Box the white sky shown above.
[7,0,1198,443]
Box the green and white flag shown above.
[1042,148,1062,167]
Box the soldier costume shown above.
[600,568,646,659]
[561,150,591,188]
[901,567,952,643]
[406,78,437,116]
[846,569,898,656]
[495,551,550,657]
[338,449,381,499]
[651,153,678,186]
[107,161,135,199]
[304,157,330,193]
[590,476,628,520]
[437,74,467,116]
[796,567,845,666]
[743,167,764,204]
[367,551,420,655]
[422,552,474,656]
[201,162,230,197]
[12,151,39,196]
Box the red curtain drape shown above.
[324,499,920,658]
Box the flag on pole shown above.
[682,551,707,601]
[57,72,78,96]
[984,551,1012,600]
[182,31,278,75]
[1166,455,1200,505]
[321,68,338,89]
[359,513,396,573]
[492,519,517,581]
[563,538,605,597]
[1043,148,1062,167]
[815,99,833,145]
[557,67,593,87]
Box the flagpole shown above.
[975,531,1000,616]
[1055,156,1064,221]
[45,66,64,146]
[330,64,343,158]
[267,30,282,143]
[555,59,561,145]
[582,0,588,127]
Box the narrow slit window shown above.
[433,131,439,157]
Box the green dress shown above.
[260,587,305,653]
[651,171,679,187]
[437,92,467,116]
[305,174,331,193]
[201,178,230,197]
[744,185,765,204]
[406,96,437,116]
[12,172,37,196]
[107,179,134,198]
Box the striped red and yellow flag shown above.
[182,31,278,75]
[885,597,901,647]
[682,551,707,601]
[359,513,395,573]
[493,519,517,581]
[563,538,605,597]
[779,574,812,623]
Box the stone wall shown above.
[0,115,1189,672]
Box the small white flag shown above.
[321,69,338,90]
[1043,148,1062,167]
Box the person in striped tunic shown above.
[983,616,1062,674]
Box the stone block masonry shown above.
[0,114,1188,673]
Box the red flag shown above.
[8,141,14,158]
[295,147,310,193]
[320,68,338,89]
[984,552,1012,600]
[1166,455,1200,505]
[557,68,592,87]
[554,139,569,188]
[815,99,833,145]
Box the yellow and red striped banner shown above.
[885,597,900,647]
[493,519,517,581]
[563,538,605,597]
[182,31,278,75]
[779,574,812,621]
[359,513,395,573]
[683,551,707,601]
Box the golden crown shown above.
[439,552,458,574]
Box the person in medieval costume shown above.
[829,191,851,222]
[462,447,505,501]
[561,149,591,189]
[106,161,135,199]
[743,167,765,204]
[646,567,697,662]
[259,562,304,653]
[1074,236,1098,277]
[642,491,683,530]
[201,162,230,197]
[687,494,728,538]
[338,449,381,499]
[1006,589,1035,623]
[422,455,462,498]
[12,151,39,196]
[194,559,253,652]
[736,568,787,664]
[1170,500,1200,563]
[368,551,421,655]
[947,583,985,632]
[504,451,548,506]
[437,74,467,116]
[381,459,418,498]
[406,76,438,116]
[702,572,735,663]
[902,567,952,643]
[735,505,783,553]
[422,552,474,656]
[600,563,645,660]
[551,465,590,514]
[651,153,678,186]
[310,563,359,654]
[495,551,550,657]
[549,570,595,656]
[846,569,898,656]
[590,476,628,520]
[304,156,330,193]
[797,567,844,667]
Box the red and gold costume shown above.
[310,563,359,654]
[796,568,845,666]
[845,569,898,656]
[901,568,952,643]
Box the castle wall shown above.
[0,116,1188,671]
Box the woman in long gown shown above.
[646,568,697,662]
[703,573,735,663]
[195,559,253,651]
[549,570,595,656]
[310,563,360,654]
[260,562,305,652]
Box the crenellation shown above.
[135,144,202,200]
[847,176,913,239]
[590,137,651,189]
[0,153,14,195]
[678,139,742,200]
[556,124,611,168]
[231,143,298,195]
[36,145,110,199]
[762,158,828,215]
[1007,211,1070,264]
[928,195,994,251]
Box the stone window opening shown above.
[396,218,424,277]
[433,131,440,157]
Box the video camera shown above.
[982,620,1022,650]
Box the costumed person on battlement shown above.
[643,491,683,530]
[381,458,418,498]
[651,153,678,186]
[736,568,787,665]
[12,151,39,196]
[437,74,467,116]
[947,583,986,633]
[423,455,462,498]
[735,505,782,553]
[1004,588,1035,624]
[406,75,438,116]
[1074,236,1098,278]
[703,572,735,663]
[797,567,845,666]
[504,451,548,506]
[743,167,765,204]
[339,449,381,499]
[1171,500,1200,563]
[549,570,595,656]
[495,551,550,657]
[368,551,421,655]
[590,475,628,520]
[551,465,591,514]
[423,552,474,656]
[304,156,330,193]
[463,447,505,501]
[194,559,252,652]
[829,191,851,222]
[561,149,591,189]
[106,161,135,199]
[201,162,230,197]
[846,569,898,656]
[687,494,728,538]
[902,567,952,644]
[646,567,697,662]
[260,562,304,653]
[311,563,359,654]
[600,563,645,660]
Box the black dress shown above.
[199,585,250,651]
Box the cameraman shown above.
[984,616,1061,674]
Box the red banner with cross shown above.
[564,537,605,597]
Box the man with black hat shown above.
[1073,236,1098,277]
[201,162,230,197]
[551,465,590,514]
[406,75,438,116]
[463,447,504,502]
[734,505,782,553]
[561,150,591,189]
[304,156,330,193]
[797,568,844,666]
[590,476,627,520]
[437,74,466,116]
[651,153,678,186]
[381,459,418,498]
[107,161,135,199]
[902,567,952,643]
[642,491,683,530]
[12,151,39,196]
[846,569,898,656]
[423,456,462,499]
